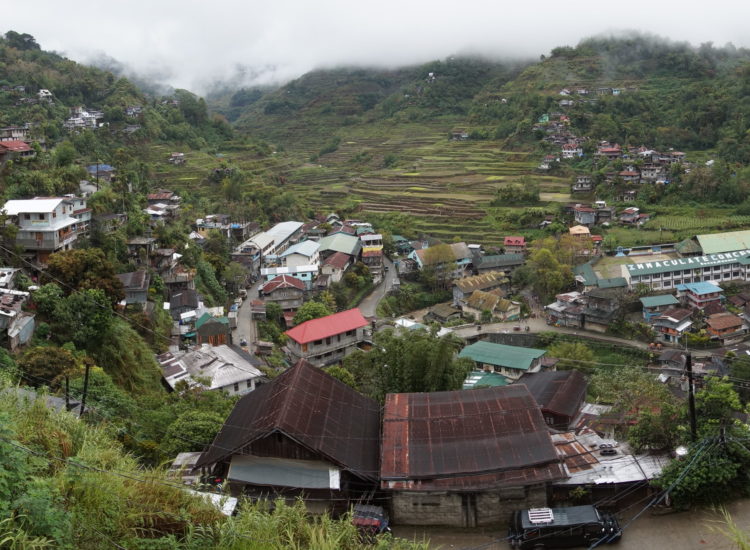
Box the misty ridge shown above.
[75,30,750,101]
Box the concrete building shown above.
[157,344,264,395]
[381,385,565,527]
[459,341,547,381]
[2,197,83,265]
[284,308,369,367]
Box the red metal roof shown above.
[504,236,525,246]
[323,251,351,270]
[285,308,368,344]
[0,140,31,153]
[263,274,305,293]
[381,385,564,490]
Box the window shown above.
[325,337,331,345]
[23,214,30,220]
[246,380,253,389]
[52,211,56,218]
[233,383,239,392]
[37,214,44,220]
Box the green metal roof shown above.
[640,295,679,308]
[195,313,229,329]
[574,261,597,286]
[318,233,361,256]
[675,238,702,255]
[696,230,750,255]
[463,370,509,389]
[626,249,750,276]
[597,277,627,289]
[458,341,546,370]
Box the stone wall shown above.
[390,484,548,527]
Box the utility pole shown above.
[79,361,90,418]
[686,351,697,441]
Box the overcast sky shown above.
[3,0,750,93]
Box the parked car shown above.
[599,444,618,456]
[508,505,622,549]
[352,504,390,543]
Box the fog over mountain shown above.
[4,0,750,93]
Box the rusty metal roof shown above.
[197,360,381,480]
[381,385,564,490]
[517,370,587,419]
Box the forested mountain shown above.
[215,35,750,162]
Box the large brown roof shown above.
[517,370,587,419]
[707,312,743,331]
[197,360,381,480]
[454,271,508,294]
[380,385,564,490]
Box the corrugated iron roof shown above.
[197,360,381,480]
[454,271,508,294]
[459,341,546,370]
[381,385,564,490]
[516,370,587,419]
[697,229,750,255]
[285,308,368,344]
[263,274,305,293]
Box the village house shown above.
[0,288,35,350]
[0,268,19,290]
[168,289,201,321]
[260,274,306,317]
[0,140,34,163]
[462,290,520,322]
[380,385,566,527]
[652,307,693,344]
[503,236,526,255]
[561,143,582,159]
[126,237,156,264]
[411,242,473,280]
[0,125,31,142]
[706,312,746,344]
[284,308,369,367]
[640,294,679,322]
[595,142,622,160]
[86,163,115,183]
[2,197,82,266]
[516,370,587,430]
[640,163,665,183]
[195,313,231,346]
[423,303,463,324]
[459,341,547,382]
[676,282,723,311]
[452,271,509,306]
[197,215,259,243]
[618,169,640,183]
[116,270,150,308]
[278,240,320,269]
[474,253,524,275]
[572,175,594,193]
[195,361,381,513]
[320,251,351,284]
[260,265,318,290]
[594,205,616,225]
[551,428,670,505]
[619,207,641,225]
[317,232,361,263]
[545,291,585,328]
[573,205,596,226]
[157,344,264,395]
[168,152,186,165]
[582,288,623,333]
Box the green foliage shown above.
[196,259,227,306]
[343,329,471,403]
[548,342,594,373]
[324,366,357,389]
[490,183,540,206]
[160,410,225,457]
[44,249,124,305]
[292,301,333,325]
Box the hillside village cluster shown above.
[2,86,749,532]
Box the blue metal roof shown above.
[675,282,723,295]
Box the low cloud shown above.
[3,0,750,93]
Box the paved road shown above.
[358,257,396,317]
[392,498,750,549]
[236,278,264,346]
[451,317,650,351]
